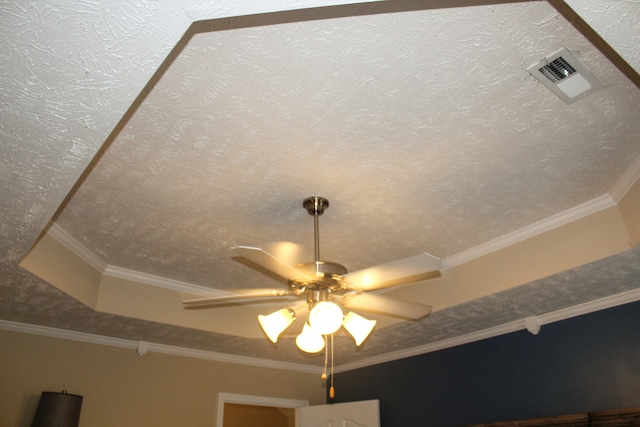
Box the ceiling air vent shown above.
[527,47,603,104]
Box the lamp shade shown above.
[308,301,343,335]
[296,323,325,353]
[258,308,295,343]
[343,312,377,346]
[31,390,82,427]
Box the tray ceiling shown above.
[2,0,640,372]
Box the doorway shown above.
[217,393,308,427]
[223,403,295,427]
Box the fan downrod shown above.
[294,196,348,288]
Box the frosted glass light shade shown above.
[258,308,295,343]
[309,301,343,335]
[296,323,325,353]
[343,312,377,346]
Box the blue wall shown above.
[331,300,640,426]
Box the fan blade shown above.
[261,241,307,267]
[341,293,432,320]
[344,252,441,291]
[183,289,298,308]
[232,245,310,281]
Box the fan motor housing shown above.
[289,261,348,293]
[297,261,347,277]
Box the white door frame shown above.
[216,392,309,427]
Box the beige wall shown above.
[0,330,325,427]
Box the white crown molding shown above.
[0,319,136,349]
[609,152,640,202]
[443,194,616,268]
[3,288,639,374]
[335,319,528,374]
[46,224,230,297]
[103,265,229,297]
[538,287,640,325]
[333,287,640,373]
[50,193,619,288]
[47,224,107,273]
[0,320,321,374]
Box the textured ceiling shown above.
[2,0,640,371]
[53,1,640,284]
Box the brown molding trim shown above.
[546,0,640,90]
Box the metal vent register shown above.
[527,47,603,104]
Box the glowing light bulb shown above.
[258,308,295,343]
[309,301,343,335]
[343,311,376,346]
[296,323,325,353]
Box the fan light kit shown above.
[184,196,442,395]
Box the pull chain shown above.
[321,334,336,399]
[329,333,335,399]
[321,335,328,380]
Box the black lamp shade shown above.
[31,390,83,427]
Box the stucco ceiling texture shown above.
[2,0,640,370]
[54,1,639,284]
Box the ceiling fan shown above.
[183,196,441,350]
